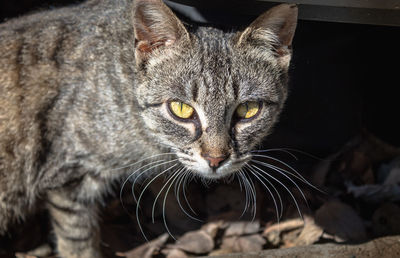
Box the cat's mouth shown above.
[177,153,252,179]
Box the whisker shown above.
[151,166,184,224]
[120,159,167,213]
[236,172,244,192]
[251,148,298,160]
[252,160,320,201]
[161,168,184,240]
[131,159,179,203]
[182,171,197,216]
[251,164,304,220]
[175,170,203,222]
[245,164,282,222]
[136,163,179,241]
[112,152,175,171]
[242,170,257,221]
[251,154,312,188]
[238,170,250,219]
[254,159,326,195]
[279,147,323,160]
[252,148,323,160]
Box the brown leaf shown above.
[291,216,323,246]
[201,220,224,238]
[118,233,169,258]
[263,218,304,247]
[221,234,266,253]
[173,230,214,254]
[208,248,233,256]
[263,218,304,235]
[15,254,37,258]
[224,221,260,237]
[372,203,400,236]
[162,249,188,258]
[347,183,400,203]
[15,244,53,258]
[383,158,400,185]
[315,200,367,242]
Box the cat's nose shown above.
[202,153,229,168]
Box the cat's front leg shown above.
[46,189,102,258]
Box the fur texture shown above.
[0,0,297,257]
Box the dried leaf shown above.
[208,248,233,256]
[224,221,260,237]
[173,230,214,254]
[263,218,304,235]
[263,218,304,247]
[347,183,400,203]
[315,200,367,242]
[15,254,37,258]
[162,249,188,258]
[201,221,224,238]
[221,234,266,253]
[118,233,169,258]
[383,162,400,185]
[372,203,400,236]
[291,216,323,246]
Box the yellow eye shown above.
[169,101,194,119]
[236,101,260,119]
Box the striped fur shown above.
[0,0,297,257]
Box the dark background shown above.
[1,0,399,155]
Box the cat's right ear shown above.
[234,4,298,69]
[133,0,190,65]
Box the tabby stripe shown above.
[47,200,83,214]
[59,233,93,242]
[51,216,66,231]
[138,102,163,110]
[191,81,199,102]
[52,216,91,231]
[51,24,66,68]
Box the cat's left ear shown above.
[235,4,298,69]
[133,0,190,65]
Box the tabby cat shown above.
[0,0,298,257]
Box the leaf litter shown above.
[2,130,400,257]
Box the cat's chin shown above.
[188,162,246,180]
[178,154,251,180]
[194,169,236,180]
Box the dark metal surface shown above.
[165,0,400,26]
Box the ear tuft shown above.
[133,0,189,64]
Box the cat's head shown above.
[132,0,297,179]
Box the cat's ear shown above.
[133,0,190,64]
[235,4,298,68]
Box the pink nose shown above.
[202,154,228,168]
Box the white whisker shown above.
[112,152,175,171]
[251,154,312,188]
[175,170,202,222]
[120,159,167,212]
[243,170,257,221]
[151,166,183,223]
[238,170,250,219]
[161,168,183,240]
[251,164,304,220]
[251,160,308,206]
[182,171,197,215]
[131,159,179,203]
[245,164,282,222]
[251,148,298,160]
[136,163,179,241]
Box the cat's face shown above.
[133,0,297,179]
